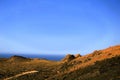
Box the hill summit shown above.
[8,55,30,62]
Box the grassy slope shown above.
[0,58,61,80]
[48,55,120,80]
[0,45,120,80]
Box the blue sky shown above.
[0,0,120,55]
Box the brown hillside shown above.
[60,45,120,73]
[0,45,120,80]
[47,45,120,80]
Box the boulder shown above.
[62,54,75,62]
[75,54,82,58]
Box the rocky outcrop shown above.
[75,54,82,58]
[61,54,75,62]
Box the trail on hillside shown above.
[4,70,38,80]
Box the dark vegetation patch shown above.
[48,56,120,80]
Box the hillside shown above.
[0,45,120,80]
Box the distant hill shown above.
[0,54,64,61]
[0,45,120,80]
[8,55,31,62]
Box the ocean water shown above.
[0,53,65,61]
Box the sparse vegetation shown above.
[0,45,120,80]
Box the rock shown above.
[61,54,75,62]
[75,54,82,58]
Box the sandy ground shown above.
[4,70,38,80]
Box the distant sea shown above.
[0,53,65,61]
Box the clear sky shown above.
[0,0,120,55]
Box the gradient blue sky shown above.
[0,0,120,55]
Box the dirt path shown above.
[4,70,39,80]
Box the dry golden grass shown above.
[58,45,120,76]
[0,45,120,80]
